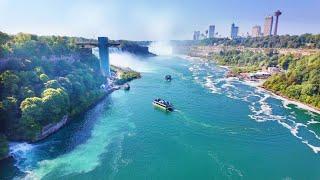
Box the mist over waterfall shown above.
[148,41,173,56]
[92,47,155,73]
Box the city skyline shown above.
[194,10,282,39]
[0,0,319,40]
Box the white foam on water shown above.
[308,129,320,141]
[204,76,220,94]
[248,90,320,154]
[208,151,244,179]
[175,109,219,130]
[302,141,320,154]
[9,142,43,172]
[266,89,320,115]
[307,119,320,125]
[188,58,320,154]
[221,82,235,89]
[108,134,125,180]
[19,100,135,179]
[10,142,34,156]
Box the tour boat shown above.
[165,75,172,81]
[153,98,174,112]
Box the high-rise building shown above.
[252,25,261,37]
[230,23,239,39]
[208,25,215,38]
[263,16,273,36]
[274,10,282,35]
[193,31,200,40]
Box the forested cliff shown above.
[0,32,106,159]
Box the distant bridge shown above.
[76,37,120,77]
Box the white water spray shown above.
[93,47,155,73]
[148,41,173,56]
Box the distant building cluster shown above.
[193,25,216,40]
[192,10,282,40]
[255,10,282,37]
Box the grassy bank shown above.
[111,65,141,85]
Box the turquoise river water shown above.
[1,54,320,180]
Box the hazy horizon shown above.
[0,0,320,41]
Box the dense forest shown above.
[172,34,320,49]
[214,49,279,66]
[263,53,320,109]
[212,49,279,73]
[0,32,109,159]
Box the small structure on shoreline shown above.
[226,65,282,81]
[267,66,281,74]
[124,83,130,90]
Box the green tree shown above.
[45,80,61,89]
[41,88,69,123]
[39,73,49,83]
[0,134,8,159]
[0,71,20,98]
[0,97,18,132]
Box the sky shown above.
[0,0,319,40]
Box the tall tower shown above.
[263,16,273,36]
[76,37,119,78]
[274,10,282,36]
[230,23,239,39]
[208,25,215,38]
[252,25,261,37]
[98,37,110,77]
[193,31,200,40]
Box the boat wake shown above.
[188,59,320,154]
[208,151,244,179]
[175,109,220,130]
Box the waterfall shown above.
[148,41,173,56]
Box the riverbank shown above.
[223,66,320,115]
[260,86,320,115]
[226,69,320,115]
[185,54,320,115]
[0,67,140,161]
[0,32,149,162]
